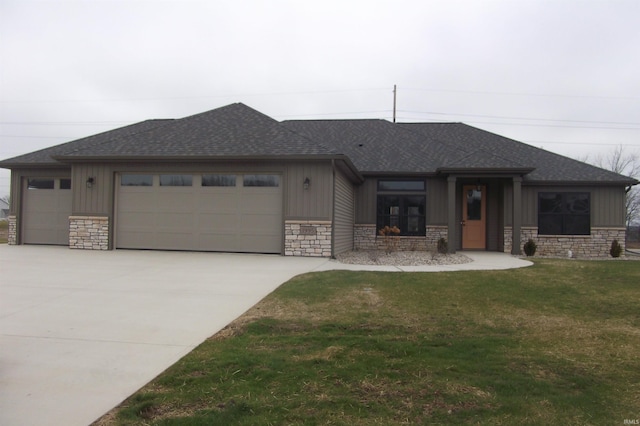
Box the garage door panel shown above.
[23,179,72,246]
[155,212,195,228]
[198,213,239,230]
[119,193,156,211]
[155,232,197,250]
[117,173,282,253]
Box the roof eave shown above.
[524,179,639,186]
[0,161,70,169]
[436,167,536,176]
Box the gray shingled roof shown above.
[0,119,173,167]
[57,103,337,159]
[1,103,636,186]
[399,123,637,183]
[282,119,462,173]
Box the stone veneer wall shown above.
[69,216,109,250]
[284,220,332,257]
[7,215,17,245]
[504,226,626,258]
[354,224,449,252]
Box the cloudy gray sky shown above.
[1,0,639,197]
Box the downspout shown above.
[331,159,336,259]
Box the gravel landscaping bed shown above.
[336,250,473,266]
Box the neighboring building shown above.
[1,103,637,257]
[0,198,9,220]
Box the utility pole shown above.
[392,84,397,123]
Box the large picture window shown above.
[538,192,590,235]
[376,180,426,236]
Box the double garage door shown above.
[116,173,283,253]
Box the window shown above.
[243,174,280,187]
[202,174,236,187]
[538,192,590,235]
[378,180,425,191]
[28,178,54,189]
[160,175,193,186]
[121,175,153,186]
[60,179,71,189]
[376,180,426,236]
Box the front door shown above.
[462,185,486,249]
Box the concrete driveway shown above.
[0,246,530,425]
[0,245,329,426]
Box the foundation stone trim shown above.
[353,224,448,252]
[69,216,109,250]
[7,215,17,245]
[504,226,626,258]
[285,220,332,257]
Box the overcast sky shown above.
[1,0,639,197]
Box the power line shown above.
[403,87,640,101]
[397,109,640,127]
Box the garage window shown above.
[243,174,280,187]
[28,178,54,189]
[160,175,192,186]
[60,179,71,189]
[202,174,236,187]
[122,175,153,186]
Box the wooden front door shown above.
[462,185,486,249]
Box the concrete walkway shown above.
[0,246,529,426]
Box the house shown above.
[1,103,637,258]
[0,198,9,220]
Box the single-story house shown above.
[1,103,637,258]
[0,198,9,220]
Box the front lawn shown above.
[97,259,640,425]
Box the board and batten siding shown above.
[427,178,448,225]
[72,164,114,216]
[70,160,334,220]
[333,168,354,255]
[354,178,376,224]
[520,185,626,228]
[284,162,333,220]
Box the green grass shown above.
[98,259,640,425]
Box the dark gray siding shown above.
[284,162,333,220]
[427,178,448,225]
[521,185,626,228]
[354,178,376,223]
[333,168,354,255]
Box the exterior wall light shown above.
[86,177,95,189]
[303,177,311,190]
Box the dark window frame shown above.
[376,179,426,236]
[202,174,237,187]
[243,174,280,187]
[121,174,154,187]
[159,174,193,187]
[538,192,591,236]
[27,178,55,189]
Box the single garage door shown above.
[22,177,72,245]
[116,173,283,253]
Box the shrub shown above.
[523,238,537,257]
[610,239,622,258]
[378,226,401,254]
[437,237,448,254]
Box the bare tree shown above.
[586,145,640,226]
